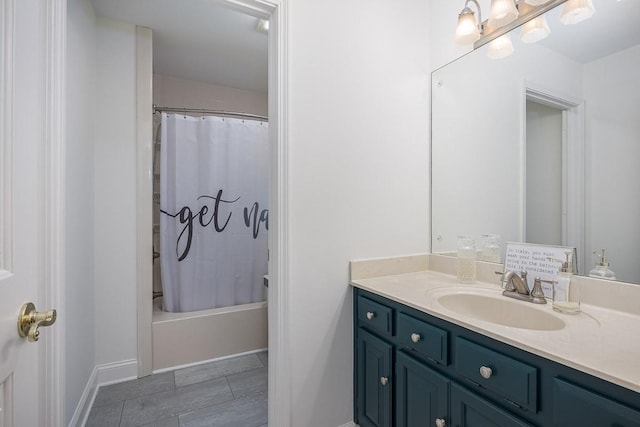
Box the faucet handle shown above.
[530,277,551,304]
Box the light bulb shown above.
[488,0,519,28]
[455,8,481,44]
[520,15,551,43]
[487,33,514,59]
[560,0,595,25]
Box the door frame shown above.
[134,1,291,427]
[40,0,66,424]
[521,81,585,271]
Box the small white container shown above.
[552,252,580,314]
[457,236,476,283]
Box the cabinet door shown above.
[553,378,640,427]
[396,351,449,427]
[357,329,393,427]
[450,383,534,427]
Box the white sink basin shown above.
[428,287,566,331]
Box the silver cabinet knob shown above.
[436,419,446,427]
[380,376,388,386]
[479,366,493,379]
[366,311,375,320]
[411,333,421,343]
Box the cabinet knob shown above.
[435,419,446,427]
[410,333,421,343]
[366,311,375,320]
[479,366,493,379]
[380,376,389,386]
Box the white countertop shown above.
[350,255,640,394]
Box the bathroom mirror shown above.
[431,0,640,284]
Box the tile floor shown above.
[86,352,268,427]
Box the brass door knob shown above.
[17,302,57,342]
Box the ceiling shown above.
[539,0,640,64]
[89,0,268,93]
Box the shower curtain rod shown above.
[153,104,268,122]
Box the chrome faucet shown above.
[496,270,547,304]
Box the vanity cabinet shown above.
[354,288,640,427]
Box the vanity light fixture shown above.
[488,0,519,28]
[487,33,515,59]
[454,0,594,59]
[559,0,595,25]
[455,0,483,44]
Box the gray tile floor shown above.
[86,352,268,427]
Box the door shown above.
[0,1,57,425]
[356,329,393,427]
[395,351,449,427]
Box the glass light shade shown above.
[487,0,519,28]
[455,8,481,44]
[520,15,551,43]
[560,0,595,25]
[524,0,550,5]
[487,33,515,59]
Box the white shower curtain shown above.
[159,113,268,313]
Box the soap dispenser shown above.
[589,249,617,280]
[552,251,580,314]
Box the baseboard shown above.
[68,359,137,427]
[68,366,98,427]
[95,358,138,387]
[337,422,357,427]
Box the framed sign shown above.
[503,242,577,298]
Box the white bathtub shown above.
[152,299,268,370]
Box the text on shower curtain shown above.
[160,189,269,262]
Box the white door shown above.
[0,1,57,425]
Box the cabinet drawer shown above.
[398,313,448,365]
[357,296,394,338]
[553,378,640,427]
[455,338,538,412]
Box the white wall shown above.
[287,1,430,425]
[94,17,138,366]
[583,45,640,283]
[65,0,97,422]
[153,74,267,115]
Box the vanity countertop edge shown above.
[350,253,640,394]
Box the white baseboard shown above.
[96,358,137,387]
[68,366,97,427]
[337,422,357,427]
[68,359,138,427]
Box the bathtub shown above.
[152,299,268,370]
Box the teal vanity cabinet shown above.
[353,288,640,427]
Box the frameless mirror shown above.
[431,0,640,283]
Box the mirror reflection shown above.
[431,0,640,283]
